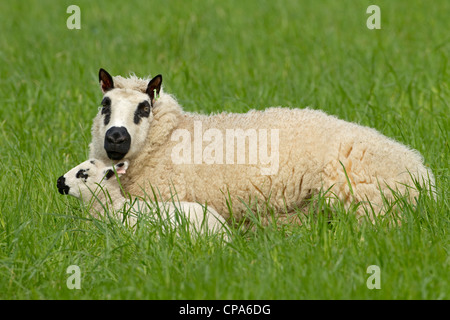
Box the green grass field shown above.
[0,0,448,300]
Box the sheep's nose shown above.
[57,176,69,195]
[105,127,130,145]
[104,126,131,160]
[106,131,126,144]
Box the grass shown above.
[0,0,448,299]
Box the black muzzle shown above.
[104,126,131,160]
[57,176,69,195]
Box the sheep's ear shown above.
[99,68,114,94]
[104,169,115,180]
[114,161,128,175]
[104,162,128,180]
[146,74,162,105]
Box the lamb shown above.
[56,159,231,239]
[88,69,435,222]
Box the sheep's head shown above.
[91,68,162,161]
[57,159,129,200]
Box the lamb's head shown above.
[90,68,162,161]
[56,159,129,200]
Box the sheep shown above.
[56,159,231,239]
[88,69,435,223]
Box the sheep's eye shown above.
[134,100,151,124]
[101,97,111,107]
[101,97,111,125]
[101,98,111,110]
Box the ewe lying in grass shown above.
[89,69,435,222]
[56,159,230,239]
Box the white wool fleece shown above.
[89,73,435,222]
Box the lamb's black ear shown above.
[104,169,115,180]
[146,74,162,105]
[99,68,114,94]
[104,161,128,180]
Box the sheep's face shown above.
[56,159,128,200]
[91,69,162,161]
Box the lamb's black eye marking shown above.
[101,97,111,126]
[134,100,151,124]
[76,169,89,181]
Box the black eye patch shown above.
[134,101,151,124]
[76,169,89,180]
[101,97,111,126]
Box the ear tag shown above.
[153,88,160,101]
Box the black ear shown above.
[146,74,162,105]
[99,68,114,94]
[105,169,115,180]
